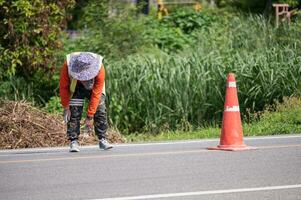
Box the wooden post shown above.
[273,4,289,28]
[275,4,279,27]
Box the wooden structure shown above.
[272,4,298,27]
[157,0,201,19]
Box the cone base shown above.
[207,144,257,151]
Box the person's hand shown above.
[83,117,93,138]
[84,117,93,131]
[63,108,71,123]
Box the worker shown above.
[60,52,113,152]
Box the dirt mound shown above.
[0,100,125,149]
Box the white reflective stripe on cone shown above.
[228,81,236,88]
[225,106,240,112]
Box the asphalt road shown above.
[0,135,301,200]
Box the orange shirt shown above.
[59,62,105,117]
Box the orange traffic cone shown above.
[208,73,255,151]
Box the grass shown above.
[126,128,220,142]
[105,14,301,134]
[125,97,301,142]
[107,46,301,134]
[244,97,301,136]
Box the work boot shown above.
[69,140,80,152]
[99,138,113,150]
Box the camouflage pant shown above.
[67,84,108,141]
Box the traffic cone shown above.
[208,73,255,151]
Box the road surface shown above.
[0,135,301,200]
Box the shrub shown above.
[44,96,63,114]
[62,4,149,60]
[144,10,215,53]
[244,97,301,135]
[0,0,75,79]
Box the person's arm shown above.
[59,62,71,109]
[87,65,105,118]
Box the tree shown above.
[217,0,300,13]
[264,0,273,15]
[0,0,75,79]
[68,0,109,29]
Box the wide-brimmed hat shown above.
[67,52,103,81]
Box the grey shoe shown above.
[69,140,80,152]
[99,138,113,150]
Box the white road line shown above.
[117,134,301,147]
[0,134,300,154]
[1,144,301,164]
[245,134,301,140]
[88,184,301,200]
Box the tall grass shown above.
[0,78,37,103]
[126,97,301,142]
[106,14,301,134]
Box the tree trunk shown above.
[137,0,149,15]
[210,0,216,7]
[264,0,273,16]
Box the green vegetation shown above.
[244,97,301,136]
[127,97,301,142]
[1,0,301,141]
[105,13,301,133]
[0,0,75,78]
[0,0,75,103]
